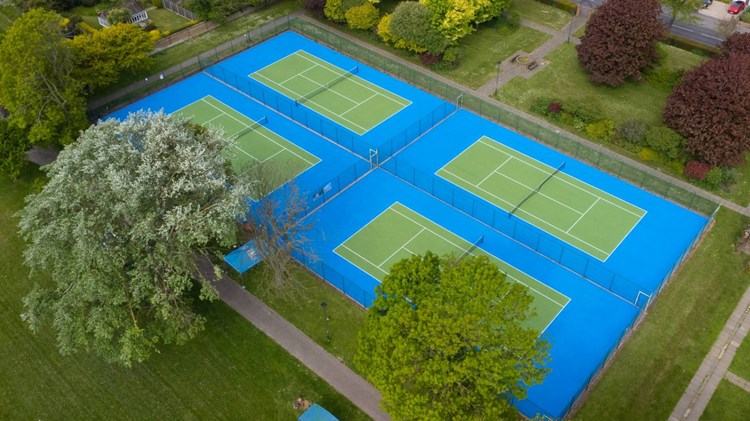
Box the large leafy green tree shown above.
[356,252,550,419]
[661,0,702,29]
[0,118,30,179]
[0,8,88,146]
[576,0,665,86]
[70,23,155,92]
[390,2,450,54]
[17,111,253,366]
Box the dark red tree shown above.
[576,0,665,86]
[663,54,750,167]
[302,0,326,14]
[720,32,750,57]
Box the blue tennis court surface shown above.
[104,31,711,420]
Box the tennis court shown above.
[334,202,569,333]
[175,95,320,186]
[248,50,411,135]
[437,137,646,261]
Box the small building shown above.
[97,1,148,28]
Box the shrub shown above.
[390,2,449,54]
[667,160,684,175]
[345,3,379,30]
[107,8,132,25]
[324,0,347,22]
[585,119,616,142]
[720,33,750,57]
[684,160,710,181]
[441,47,461,67]
[638,147,663,163]
[78,21,97,34]
[547,102,562,114]
[149,29,161,41]
[616,119,647,147]
[419,53,442,66]
[497,10,520,29]
[644,126,684,161]
[152,0,163,7]
[704,166,723,189]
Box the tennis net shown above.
[231,116,268,140]
[295,66,359,106]
[460,236,484,260]
[509,162,566,217]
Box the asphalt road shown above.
[574,0,749,47]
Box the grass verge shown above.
[701,380,750,420]
[240,264,366,369]
[729,334,750,381]
[576,207,750,420]
[0,167,368,421]
[148,7,194,34]
[511,0,573,30]
[434,25,550,89]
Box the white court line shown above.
[200,98,319,166]
[491,170,586,216]
[337,245,389,275]
[477,156,514,186]
[251,72,370,133]
[297,73,361,106]
[377,228,425,268]
[294,50,412,107]
[438,168,611,258]
[388,202,569,308]
[566,198,600,234]
[478,137,647,218]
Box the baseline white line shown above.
[337,244,389,275]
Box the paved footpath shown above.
[669,285,750,420]
[195,256,390,421]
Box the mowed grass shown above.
[434,25,550,89]
[701,380,750,420]
[0,168,368,421]
[511,0,573,30]
[148,7,194,33]
[496,43,704,127]
[730,335,750,381]
[241,265,366,369]
[576,208,750,420]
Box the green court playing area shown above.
[334,202,569,333]
[174,96,319,190]
[437,137,646,261]
[249,50,411,135]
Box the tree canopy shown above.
[576,0,665,86]
[70,23,155,92]
[356,252,549,419]
[0,8,88,146]
[661,0,702,29]
[663,54,750,167]
[720,32,750,57]
[390,1,450,54]
[17,111,253,365]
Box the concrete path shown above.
[477,8,590,96]
[725,371,750,393]
[195,256,390,421]
[669,285,750,421]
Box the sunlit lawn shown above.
[511,0,574,30]
[701,380,750,420]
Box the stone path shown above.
[724,371,750,393]
[476,8,591,96]
[195,256,390,421]
[669,285,750,421]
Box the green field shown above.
[437,136,644,260]
[701,380,750,420]
[250,50,410,135]
[175,95,319,186]
[511,0,574,30]
[577,208,750,420]
[730,336,750,381]
[334,202,569,333]
[0,168,367,420]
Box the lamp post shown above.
[321,301,331,343]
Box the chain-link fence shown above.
[288,18,719,217]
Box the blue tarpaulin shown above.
[223,241,261,274]
[298,404,338,421]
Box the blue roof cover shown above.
[298,404,339,421]
[223,240,261,274]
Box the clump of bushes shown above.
[345,3,379,30]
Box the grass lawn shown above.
[148,7,193,33]
[701,380,750,420]
[576,207,750,420]
[434,25,550,89]
[0,167,369,421]
[241,265,366,369]
[511,0,573,30]
[496,42,703,127]
[93,0,299,96]
[729,335,750,381]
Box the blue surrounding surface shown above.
[104,31,710,420]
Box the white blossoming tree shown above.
[17,111,253,366]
